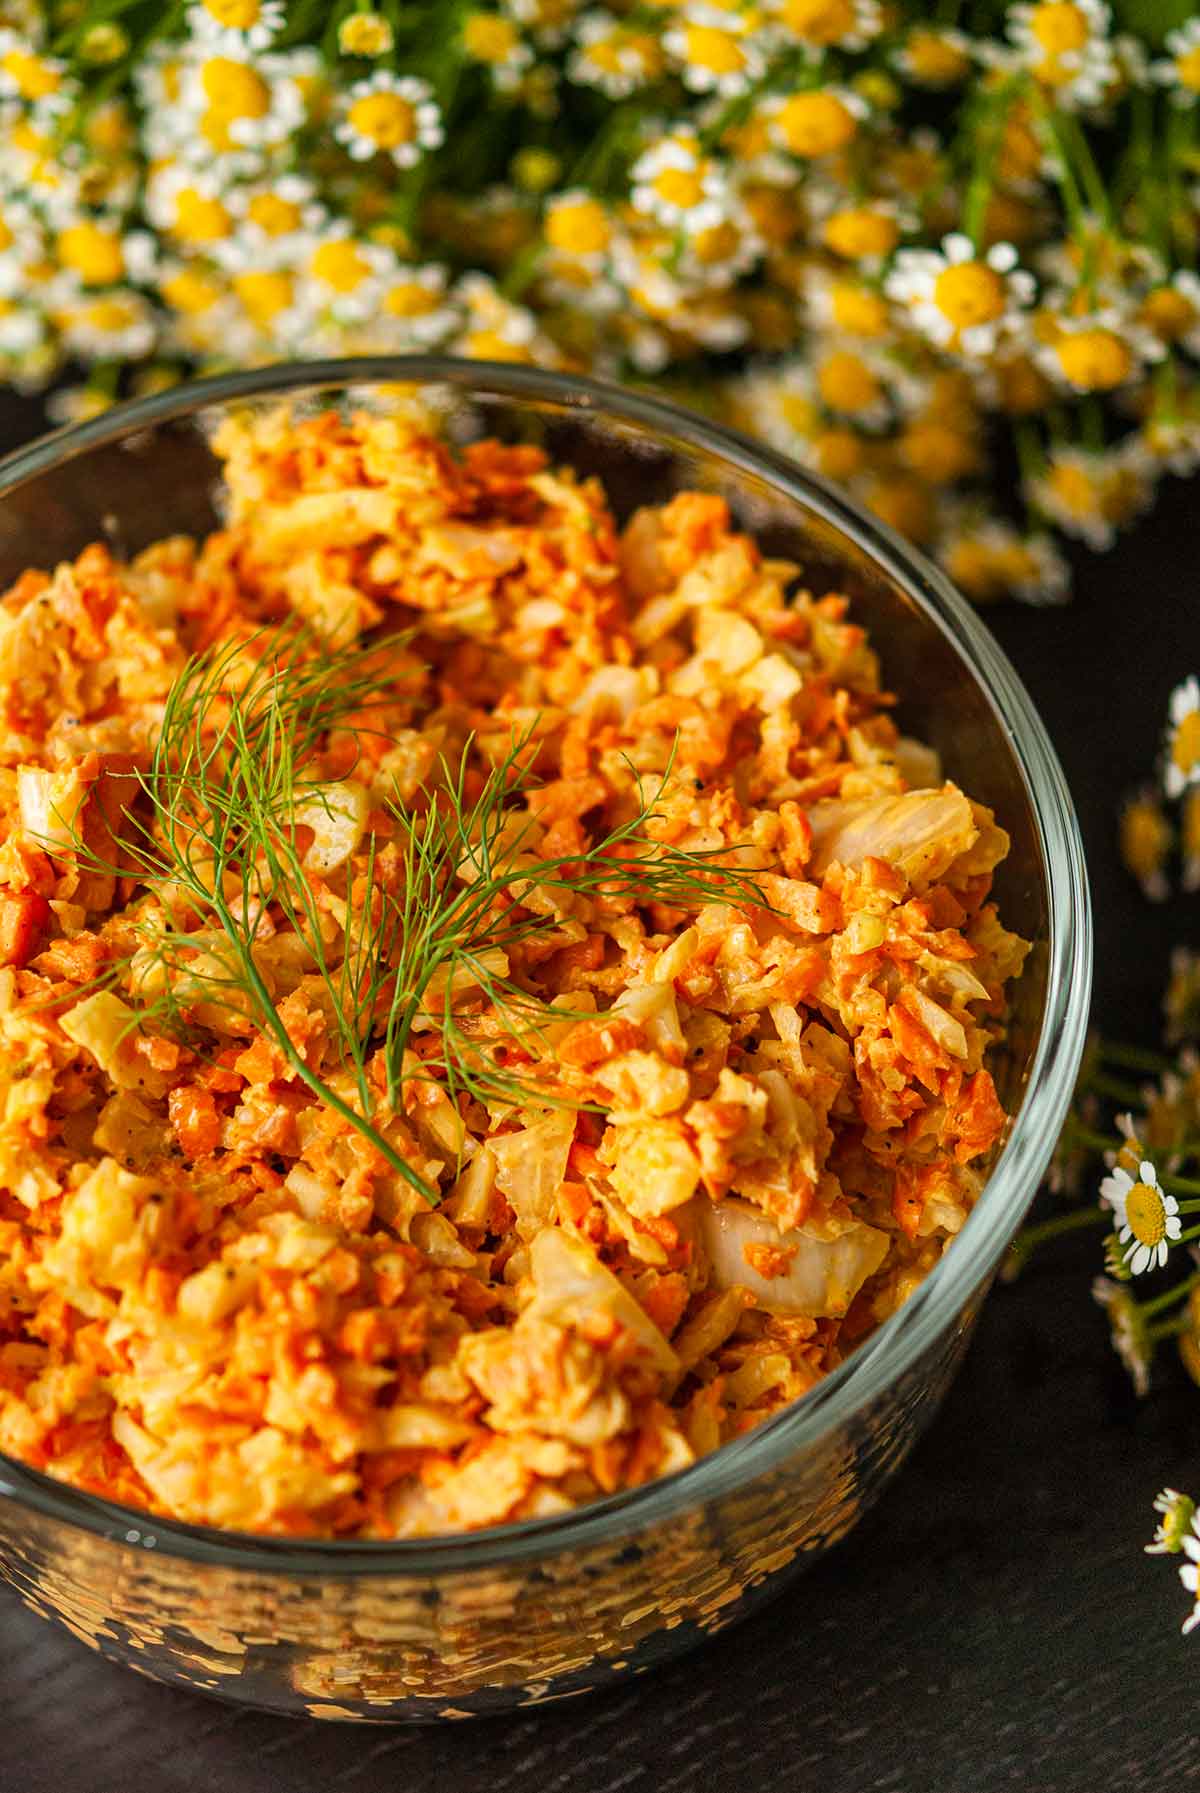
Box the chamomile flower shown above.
[337,13,395,58]
[185,0,286,52]
[1164,677,1200,801]
[145,165,237,249]
[375,263,460,348]
[1178,1514,1200,1633]
[1091,1276,1153,1395]
[770,0,882,54]
[218,175,325,268]
[462,12,535,90]
[567,13,663,97]
[886,234,1035,358]
[664,5,769,98]
[1165,949,1200,1047]
[504,0,581,49]
[893,26,973,87]
[1100,1156,1180,1275]
[939,514,1069,606]
[814,343,894,427]
[1118,788,1173,901]
[762,86,867,159]
[1152,19,1200,107]
[56,289,159,361]
[1181,789,1200,895]
[1035,307,1163,393]
[451,271,550,363]
[1026,442,1153,550]
[1137,272,1200,357]
[543,190,613,268]
[630,131,731,234]
[0,28,70,113]
[676,207,764,290]
[1004,0,1117,112]
[175,44,308,161]
[335,71,443,168]
[44,382,118,428]
[1146,1488,1195,1556]
[302,228,395,322]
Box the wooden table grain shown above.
[1,408,1196,1793]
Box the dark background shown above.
[1,397,1197,1791]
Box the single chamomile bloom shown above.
[567,12,663,97]
[664,4,769,98]
[1179,1513,1200,1633]
[885,234,1035,358]
[335,71,443,168]
[1146,1488,1196,1556]
[338,13,395,58]
[1091,1276,1152,1396]
[0,28,70,113]
[1004,0,1118,112]
[630,131,731,233]
[184,0,286,51]
[1152,19,1200,107]
[1035,307,1164,394]
[1165,677,1200,801]
[1100,1156,1180,1275]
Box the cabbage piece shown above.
[490,1109,575,1239]
[698,1195,889,1318]
[529,1228,679,1372]
[293,779,369,874]
[807,784,977,890]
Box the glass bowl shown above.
[0,358,1090,1721]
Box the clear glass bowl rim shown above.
[0,356,1091,1577]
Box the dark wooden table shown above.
[2,400,1197,1792]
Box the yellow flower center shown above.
[817,350,880,413]
[652,165,705,210]
[773,91,857,157]
[200,56,270,117]
[1047,462,1096,516]
[866,477,935,544]
[779,0,857,44]
[545,197,611,257]
[310,239,373,291]
[82,297,138,332]
[1055,328,1132,391]
[1172,711,1200,778]
[204,0,264,26]
[900,420,977,483]
[946,539,1003,602]
[246,192,303,236]
[161,268,223,315]
[829,281,889,337]
[1177,46,1200,91]
[383,280,438,318]
[682,24,746,73]
[1140,287,1197,339]
[0,216,11,252]
[463,14,519,62]
[933,262,1007,328]
[460,328,534,364]
[778,392,819,436]
[1,48,60,99]
[339,14,394,56]
[692,219,741,264]
[813,427,866,481]
[172,188,233,244]
[348,91,417,150]
[823,208,898,260]
[56,223,124,286]
[1028,2,1089,55]
[1125,1181,1167,1247]
[1120,802,1169,881]
[233,269,295,323]
[905,29,970,82]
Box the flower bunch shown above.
[2,0,1200,599]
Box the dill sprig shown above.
[66,626,763,1205]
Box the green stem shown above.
[1088,1071,1148,1106]
[1098,1038,1176,1075]
[211,892,437,1205]
[1142,1271,1200,1320]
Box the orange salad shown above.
[0,405,1028,1537]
